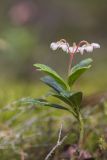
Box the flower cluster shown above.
[50,40,100,55]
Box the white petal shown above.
[69,47,74,53]
[50,42,58,50]
[78,47,85,55]
[56,41,62,48]
[91,43,100,48]
[84,45,93,52]
[74,47,80,53]
[61,44,69,52]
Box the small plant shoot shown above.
[21,39,100,149]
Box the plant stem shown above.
[78,113,84,148]
[68,53,74,75]
[68,40,89,75]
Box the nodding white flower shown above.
[57,42,68,51]
[79,45,93,55]
[84,45,93,52]
[50,42,58,50]
[91,43,100,49]
[61,43,69,52]
[50,41,70,53]
[78,43,100,55]
[78,46,85,55]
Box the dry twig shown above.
[45,124,68,160]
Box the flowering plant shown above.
[21,39,100,148]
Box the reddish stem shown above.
[59,39,88,75]
[67,40,88,75]
[68,51,74,75]
[75,40,88,53]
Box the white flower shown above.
[61,44,69,52]
[84,45,93,52]
[50,41,70,53]
[91,43,100,49]
[79,44,94,55]
[50,42,58,50]
[58,42,69,52]
[78,46,85,55]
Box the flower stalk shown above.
[78,112,84,148]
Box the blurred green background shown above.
[0,0,107,159]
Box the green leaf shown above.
[68,92,83,107]
[47,103,69,111]
[52,94,72,106]
[68,58,93,86]
[52,92,82,110]
[41,76,67,94]
[17,97,69,111]
[52,92,82,117]
[34,64,69,90]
